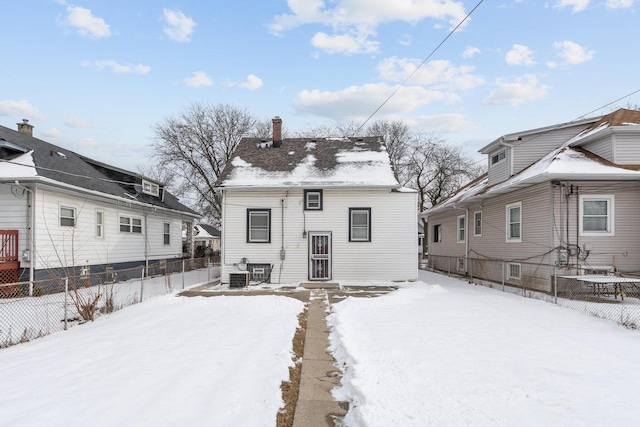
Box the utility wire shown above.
[355,0,486,134]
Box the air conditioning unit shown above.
[229,272,249,288]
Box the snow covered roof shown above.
[216,137,399,189]
[424,109,640,217]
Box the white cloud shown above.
[484,74,549,106]
[184,71,213,87]
[270,0,468,55]
[605,0,634,9]
[228,74,264,90]
[405,114,477,133]
[505,44,536,66]
[64,117,91,128]
[0,100,45,121]
[42,128,61,139]
[553,40,595,64]
[163,9,196,42]
[81,60,151,74]
[462,46,480,58]
[294,83,459,121]
[398,34,412,46]
[64,6,111,39]
[311,31,380,54]
[554,0,590,12]
[378,57,484,91]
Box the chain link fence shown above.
[0,258,220,348]
[425,254,640,330]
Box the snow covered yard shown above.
[329,270,640,427]
[0,294,303,427]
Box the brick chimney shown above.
[272,116,282,148]
[17,119,33,137]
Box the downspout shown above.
[144,210,149,272]
[278,196,286,284]
[465,208,469,274]
[14,181,36,294]
[575,185,580,270]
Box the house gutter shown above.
[1,176,200,219]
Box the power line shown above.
[354,0,486,134]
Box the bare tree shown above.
[365,119,411,184]
[151,103,261,224]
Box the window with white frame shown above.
[457,214,466,243]
[580,195,614,236]
[432,224,442,243]
[491,150,506,165]
[96,210,104,238]
[119,215,143,233]
[247,209,271,243]
[142,179,159,196]
[474,211,482,236]
[349,208,371,242]
[457,258,465,271]
[60,206,76,227]
[508,263,521,280]
[304,189,323,210]
[506,202,522,242]
[163,223,171,245]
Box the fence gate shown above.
[0,230,19,286]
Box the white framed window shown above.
[96,210,104,238]
[491,150,506,165]
[508,263,521,280]
[163,223,171,245]
[457,258,465,271]
[580,195,614,236]
[506,202,522,242]
[142,179,160,196]
[432,224,442,243]
[304,189,323,210]
[119,215,143,234]
[60,206,76,227]
[247,209,271,243]
[474,211,482,237]
[349,208,371,242]
[457,214,466,243]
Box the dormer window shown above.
[142,179,159,196]
[491,150,506,165]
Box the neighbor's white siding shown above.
[612,132,640,164]
[221,188,418,284]
[0,184,30,268]
[32,187,185,270]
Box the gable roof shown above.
[216,136,399,189]
[0,124,199,216]
[196,224,221,238]
[424,109,640,217]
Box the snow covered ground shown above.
[0,294,303,427]
[2,269,639,427]
[329,270,640,426]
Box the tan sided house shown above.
[422,109,640,292]
[216,117,418,285]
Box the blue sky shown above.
[1,0,638,172]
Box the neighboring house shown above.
[182,224,221,256]
[0,120,200,286]
[422,108,640,293]
[215,117,418,284]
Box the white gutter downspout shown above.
[465,208,469,273]
[14,181,36,295]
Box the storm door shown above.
[309,232,331,280]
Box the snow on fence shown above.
[0,258,220,348]
[426,254,640,330]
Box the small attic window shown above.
[142,179,160,196]
[491,150,506,165]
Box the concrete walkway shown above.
[178,282,395,426]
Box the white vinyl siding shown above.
[506,202,522,242]
[457,214,465,243]
[580,195,614,236]
[221,188,417,283]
